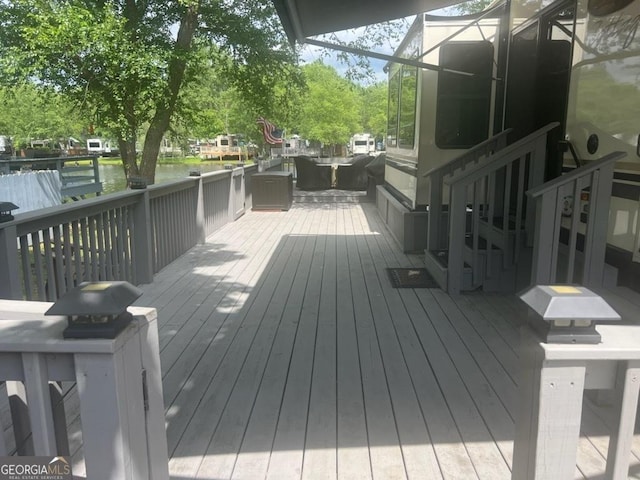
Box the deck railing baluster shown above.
[527,151,624,288]
[0,162,274,300]
[438,123,558,294]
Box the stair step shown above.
[464,235,502,250]
[424,249,474,292]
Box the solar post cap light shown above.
[128,176,147,189]
[0,201,18,223]
[519,285,621,344]
[45,281,143,339]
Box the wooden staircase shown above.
[424,122,626,295]
[424,123,558,295]
[527,150,626,288]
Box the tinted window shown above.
[435,41,494,149]
[399,65,418,148]
[387,65,401,148]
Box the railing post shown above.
[22,353,57,454]
[0,224,22,299]
[195,176,206,245]
[512,332,587,480]
[447,183,467,295]
[244,166,254,210]
[583,165,615,288]
[0,301,169,479]
[132,191,154,284]
[530,193,559,285]
[526,136,548,240]
[427,173,444,251]
[92,156,101,196]
[514,286,621,480]
[227,171,235,223]
[605,360,640,479]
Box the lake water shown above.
[99,163,227,194]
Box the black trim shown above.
[606,244,640,294]
[562,166,640,201]
[615,171,640,183]
[612,181,640,201]
[383,183,415,211]
[385,157,418,177]
[559,228,640,293]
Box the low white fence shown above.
[0,163,274,302]
[0,162,284,477]
[0,300,168,479]
[513,323,640,479]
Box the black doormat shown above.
[386,268,440,289]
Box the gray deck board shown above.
[4,198,640,479]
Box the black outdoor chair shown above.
[335,154,374,191]
[365,152,385,199]
[294,156,332,190]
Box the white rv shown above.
[378,0,640,288]
[199,134,251,160]
[86,138,119,157]
[349,133,376,156]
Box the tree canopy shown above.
[295,61,360,146]
[0,0,301,182]
[0,84,88,148]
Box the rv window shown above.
[435,41,494,149]
[399,65,418,149]
[88,141,100,148]
[387,64,401,148]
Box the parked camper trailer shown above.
[86,138,119,157]
[349,134,376,156]
[271,134,317,158]
[199,134,251,160]
[380,0,640,289]
[0,136,13,158]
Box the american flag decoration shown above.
[256,117,284,144]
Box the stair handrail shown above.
[441,122,559,294]
[443,123,559,188]
[527,150,626,288]
[423,129,512,251]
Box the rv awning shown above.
[272,0,467,44]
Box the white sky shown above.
[296,6,457,84]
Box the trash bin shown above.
[252,172,293,211]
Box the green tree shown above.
[0,1,301,183]
[454,0,494,14]
[0,84,88,149]
[297,61,360,146]
[359,81,388,140]
[175,52,304,150]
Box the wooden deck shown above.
[5,195,640,479]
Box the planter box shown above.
[252,172,293,211]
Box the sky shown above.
[295,5,458,84]
[296,19,416,84]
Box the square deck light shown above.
[128,176,147,189]
[45,281,143,339]
[519,285,620,344]
[0,201,18,223]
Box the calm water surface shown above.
[99,163,226,194]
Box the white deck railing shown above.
[527,151,626,288]
[513,323,640,480]
[0,163,275,302]
[439,123,558,294]
[423,128,512,253]
[0,300,168,479]
[0,155,103,199]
